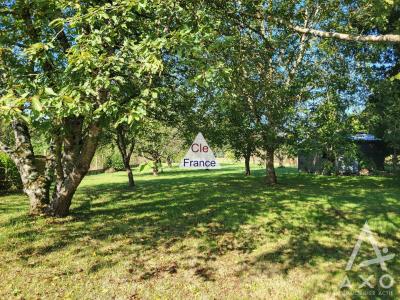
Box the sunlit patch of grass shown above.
[0,164,399,299]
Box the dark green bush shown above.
[321,159,335,175]
[0,152,22,192]
[104,152,125,170]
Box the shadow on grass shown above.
[1,166,400,297]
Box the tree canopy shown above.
[1,0,399,216]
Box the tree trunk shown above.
[152,167,159,176]
[277,154,284,168]
[152,163,159,176]
[51,178,80,217]
[152,158,160,176]
[393,149,398,172]
[115,124,135,187]
[51,122,101,217]
[14,157,50,215]
[265,148,277,185]
[1,119,96,216]
[9,120,50,215]
[244,153,251,176]
[24,178,49,215]
[167,157,173,168]
[124,159,135,187]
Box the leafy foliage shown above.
[135,120,183,174]
[0,152,22,192]
[104,150,125,170]
[364,80,400,152]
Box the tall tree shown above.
[136,121,182,176]
[114,123,138,187]
[199,1,318,184]
[363,80,400,171]
[0,0,205,216]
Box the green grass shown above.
[0,164,399,299]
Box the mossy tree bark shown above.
[7,120,51,215]
[2,118,101,217]
[51,120,101,217]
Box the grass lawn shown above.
[0,164,399,299]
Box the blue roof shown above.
[351,133,381,141]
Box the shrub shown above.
[0,152,22,192]
[104,152,125,170]
[321,159,335,175]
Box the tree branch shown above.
[76,122,101,173]
[290,24,400,43]
[128,139,136,158]
[251,8,400,44]
[211,1,400,44]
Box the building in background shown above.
[298,133,391,174]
